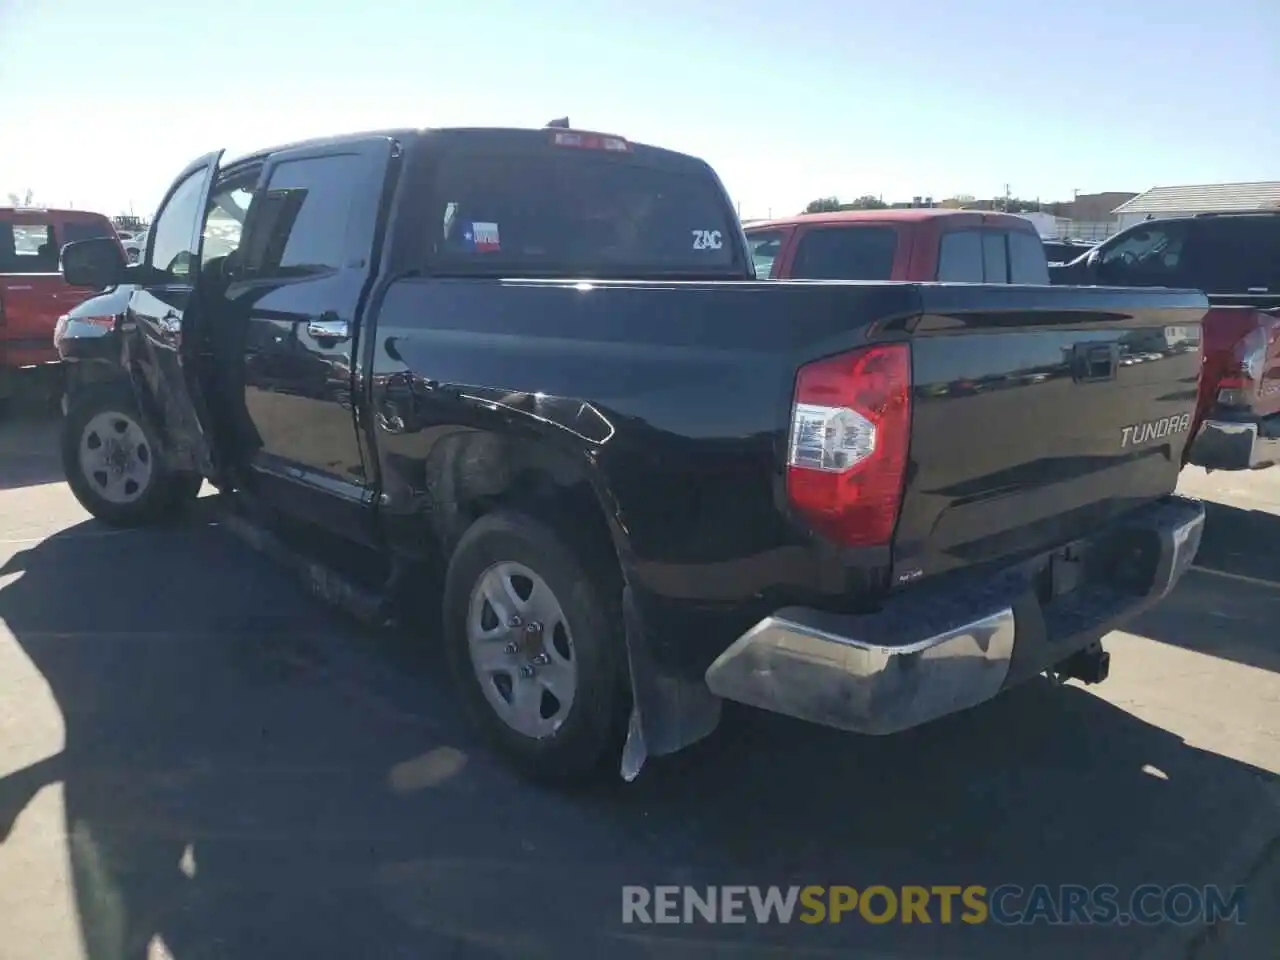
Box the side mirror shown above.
[61,238,127,290]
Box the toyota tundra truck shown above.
[54,125,1208,781]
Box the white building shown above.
[1011,211,1074,239]
[1112,181,1280,231]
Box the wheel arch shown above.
[417,427,722,779]
[421,429,631,580]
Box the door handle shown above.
[1072,342,1118,383]
[307,314,350,342]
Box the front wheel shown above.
[442,510,629,783]
[61,385,200,527]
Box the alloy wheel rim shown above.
[466,560,577,739]
[79,411,153,504]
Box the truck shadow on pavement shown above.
[0,511,1275,960]
[0,410,64,492]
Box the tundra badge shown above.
[1121,412,1192,448]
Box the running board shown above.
[216,497,397,630]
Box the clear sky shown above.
[1,0,1276,219]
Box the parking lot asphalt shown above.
[0,406,1277,960]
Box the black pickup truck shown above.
[1052,212,1280,471]
[54,125,1208,782]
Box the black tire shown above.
[442,510,630,783]
[61,384,199,527]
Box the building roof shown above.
[1069,191,1138,221]
[1112,181,1280,215]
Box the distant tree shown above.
[803,196,842,214]
[992,197,1044,214]
[846,194,888,210]
[6,188,35,207]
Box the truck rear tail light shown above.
[786,343,911,547]
[1216,325,1271,407]
[552,131,630,152]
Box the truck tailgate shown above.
[892,285,1207,584]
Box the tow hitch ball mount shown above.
[1050,642,1111,686]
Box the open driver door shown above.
[122,149,227,483]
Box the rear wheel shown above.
[442,510,629,782]
[61,385,201,527]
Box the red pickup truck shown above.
[1052,212,1280,471]
[745,209,1050,285]
[1,207,121,414]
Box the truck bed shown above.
[368,277,1207,628]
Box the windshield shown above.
[428,148,743,278]
[746,230,786,278]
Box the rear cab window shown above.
[424,134,745,279]
[1009,231,1050,284]
[981,233,1008,283]
[788,226,898,280]
[938,228,1048,284]
[938,230,984,282]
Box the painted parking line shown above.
[1189,565,1280,591]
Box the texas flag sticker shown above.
[469,222,501,252]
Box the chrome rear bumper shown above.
[1188,418,1280,471]
[705,496,1205,735]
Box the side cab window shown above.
[204,184,255,263]
[1094,221,1190,287]
[1183,217,1280,294]
[239,153,363,279]
[0,218,58,274]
